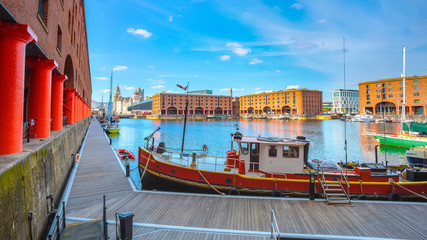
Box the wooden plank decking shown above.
[65,120,427,239]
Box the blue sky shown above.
[86,0,427,102]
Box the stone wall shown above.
[0,118,90,239]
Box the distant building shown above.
[323,102,333,109]
[331,89,359,113]
[232,97,240,116]
[152,91,233,115]
[358,75,427,115]
[240,89,322,115]
[128,99,153,115]
[113,86,144,114]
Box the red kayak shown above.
[117,149,135,160]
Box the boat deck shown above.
[64,120,427,239]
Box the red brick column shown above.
[26,58,58,138]
[0,21,37,154]
[51,74,67,131]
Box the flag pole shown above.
[181,82,189,154]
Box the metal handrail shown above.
[47,201,66,240]
[270,209,280,239]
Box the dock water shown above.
[64,120,427,239]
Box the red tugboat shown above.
[138,128,427,201]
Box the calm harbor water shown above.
[108,118,407,187]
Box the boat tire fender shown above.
[357,194,368,200]
[388,193,401,201]
[272,190,282,197]
[228,188,240,195]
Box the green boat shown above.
[373,134,427,148]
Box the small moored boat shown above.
[117,149,135,160]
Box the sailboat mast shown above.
[181,83,189,153]
[343,37,348,164]
[108,69,113,123]
[401,46,406,133]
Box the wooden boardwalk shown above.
[65,121,427,239]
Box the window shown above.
[414,99,420,103]
[240,143,249,155]
[283,146,299,158]
[400,82,403,85]
[388,83,392,86]
[376,89,381,92]
[400,87,403,90]
[268,146,277,157]
[383,94,386,99]
[38,0,49,27]
[366,85,370,89]
[366,101,371,105]
[251,143,259,156]
[57,26,62,53]
[388,88,392,92]
[414,80,419,83]
[388,94,393,98]
[414,92,419,96]
[377,95,381,98]
[414,86,419,90]
[376,84,380,87]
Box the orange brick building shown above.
[358,75,427,115]
[152,92,233,115]
[240,89,322,115]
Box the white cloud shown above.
[125,86,135,91]
[226,42,251,56]
[157,74,175,78]
[102,89,111,93]
[226,42,241,48]
[93,77,107,80]
[255,87,261,90]
[148,65,155,68]
[192,74,199,77]
[113,65,128,71]
[275,70,281,72]
[249,58,262,64]
[168,16,174,22]
[219,55,231,61]
[220,88,245,91]
[151,85,165,89]
[126,28,152,38]
[291,3,304,10]
[317,19,326,24]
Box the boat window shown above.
[251,143,259,156]
[240,142,249,155]
[283,146,299,158]
[268,145,277,157]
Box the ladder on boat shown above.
[318,169,351,205]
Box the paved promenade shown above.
[64,120,427,239]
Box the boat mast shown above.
[181,83,189,153]
[401,46,406,134]
[343,37,348,165]
[108,69,113,124]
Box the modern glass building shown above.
[332,89,359,113]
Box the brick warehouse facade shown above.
[240,89,322,115]
[0,0,92,154]
[358,75,427,115]
[152,92,233,115]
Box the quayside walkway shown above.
[64,120,427,239]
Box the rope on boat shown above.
[359,180,364,193]
[388,179,427,200]
[196,168,225,196]
[136,153,152,190]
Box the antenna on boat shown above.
[181,82,189,154]
[401,46,406,135]
[343,36,348,165]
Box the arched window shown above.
[57,26,62,53]
[38,0,49,26]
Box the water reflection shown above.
[109,119,407,186]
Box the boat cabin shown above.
[233,134,310,174]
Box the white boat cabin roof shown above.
[235,136,305,146]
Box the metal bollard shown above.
[309,171,315,201]
[109,138,112,145]
[126,162,130,177]
[191,152,197,168]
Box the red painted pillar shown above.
[73,92,78,122]
[0,21,37,154]
[26,58,58,138]
[64,89,76,124]
[51,74,67,131]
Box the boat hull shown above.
[138,148,427,199]
[106,128,120,134]
[373,135,427,148]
